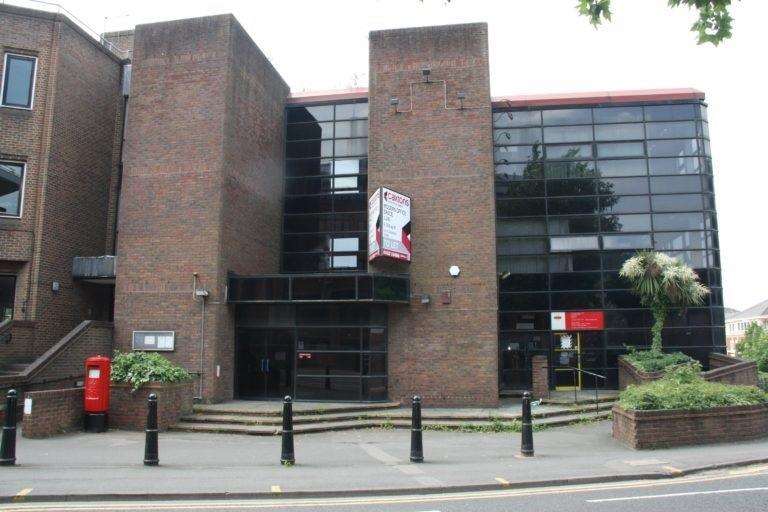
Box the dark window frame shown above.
[1,53,37,109]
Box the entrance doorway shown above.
[235,329,295,399]
[553,331,581,390]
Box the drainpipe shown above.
[192,273,209,400]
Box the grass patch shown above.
[618,365,768,411]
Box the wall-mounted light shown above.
[449,265,460,278]
[420,294,431,305]
[421,67,431,83]
[52,281,60,293]
[457,91,466,109]
[389,96,399,114]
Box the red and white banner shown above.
[551,311,604,331]
[368,187,411,262]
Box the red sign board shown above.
[566,311,604,331]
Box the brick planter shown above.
[618,353,759,390]
[612,403,768,449]
[22,387,84,438]
[109,380,194,431]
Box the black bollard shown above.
[520,391,534,457]
[1,389,18,466]
[280,395,295,465]
[143,393,159,466]
[410,395,423,463]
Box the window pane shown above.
[498,256,548,274]
[334,120,368,138]
[547,178,595,197]
[546,144,592,159]
[494,146,541,163]
[599,195,650,214]
[494,128,542,145]
[287,105,333,123]
[547,197,598,215]
[500,273,548,292]
[0,162,23,216]
[543,125,592,143]
[594,123,644,141]
[644,104,697,122]
[286,140,332,159]
[331,255,359,268]
[497,198,546,217]
[0,275,15,321]
[647,139,699,157]
[548,216,599,234]
[332,237,359,252]
[550,236,599,252]
[500,293,549,311]
[601,214,651,232]
[498,180,545,198]
[287,122,333,140]
[593,106,643,123]
[335,102,368,120]
[602,177,649,195]
[597,142,644,158]
[2,55,35,107]
[551,292,602,309]
[648,157,701,175]
[497,218,547,236]
[549,252,601,271]
[493,110,541,128]
[334,139,367,157]
[542,108,592,126]
[650,176,702,194]
[651,193,703,212]
[551,272,602,290]
[544,161,596,179]
[654,231,707,251]
[646,121,697,139]
[286,158,332,177]
[602,234,652,249]
[597,159,647,177]
[334,158,367,175]
[652,212,705,231]
[498,238,548,255]
[496,162,544,180]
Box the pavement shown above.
[1,421,768,503]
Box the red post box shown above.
[83,355,110,432]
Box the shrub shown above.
[623,346,695,373]
[618,365,768,411]
[111,351,191,392]
[736,322,768,373]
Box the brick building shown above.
[1,4,725,405]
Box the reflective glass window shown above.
[493,110,541,128]
[602,234,652,250]
[651,193,703,212]
[543,125,592,143]
[544,161,596,179]
[547,197,598,215]
[652,212,705,231]
[644,104,697,122]
[650,176,702,194]
[646,121,697,139]
[600,214,651,233]
[547,178,596,197]
[494,146,541,163]
[495,162,544,180]
[494,128,542,145]
[287,122,333,141]
[1,54,36,108]
[654,231,708,251]
[542,108,592,126]
[597,142,645,158]
[594,123,644,141]
[593,106,643,123]
[498,238,548,255]
[334,120,368,138]
[549,252,601,271]
[647,139,699,157]
[602,177,649,195]
[599,195,650,214]
[0,162,24,217]
[548,216,599,234]
[546,144,592,159]
[287,105,333,123]
[497,218,547,236]
[648,157,701,175]
[549,236,599,252]
[335,102,368,120]
[497,198,546,217]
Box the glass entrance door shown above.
[553,332,581,390]
[235,329,295,399]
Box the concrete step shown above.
[179,402,615,427]
[192,401,402,417]
[170,408,613,436]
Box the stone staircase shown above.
[170,398,616,436]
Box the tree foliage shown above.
[736,322,768,373]
[619,251,709,353]
[577,0,737,45]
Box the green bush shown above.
[759,372,768,392]
[111,351,191,392]
[623,346,695,373]
[736,323,768,373]
[618,365,768,411]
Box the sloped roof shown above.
[727,299,768,321]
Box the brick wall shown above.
[618,353,759,390]
[114,15,287,402]
[0,5,124,364]
[613,403,768,449]
[21,387,83,438]
[110,380,194,430]
[0,319,36,363]
[531,355,549,399]
[368,24,498,406]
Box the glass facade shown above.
[284,101,369,272]
[0,275,14,322]
[494,102,724,390]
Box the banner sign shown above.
[368,187,411,262]
[551,311,604,331]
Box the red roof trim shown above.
[287,87,369,104]
[492,88,705,108]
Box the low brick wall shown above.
[618,353,759,390]
[22,387,84,438]
[110,380,194,431]
[705,353,758,386]
[612,403,768,449]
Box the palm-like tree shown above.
[619,251,710,353]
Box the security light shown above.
[449,265,460,277]
[421,67,431,82]
[457,91,466,109]
[389,96,399,106]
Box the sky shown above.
[17,0,766,310]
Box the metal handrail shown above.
[552,366,607,414]
[560,366,606,380]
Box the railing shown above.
[0,0,130,59]
[72,255,116,280]
[558,366,607,415]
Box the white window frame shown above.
[0,160,26,219]
[1,53,38,110]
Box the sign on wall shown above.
[132,331,175,351]
[368,187,412,262]
[551,311,604,331]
